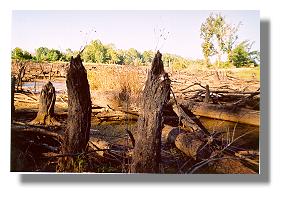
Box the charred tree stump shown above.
[57,55,91,172]
[131,51,171,173]
[29,81,60,126]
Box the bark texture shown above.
[11,76,15,117]
[29,81,60,125]
[58,55,91,172]
[190,102,260,126]
[131,51,171,173]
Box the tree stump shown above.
[131,51,171,173]
[204,84,210,103]
[29,81,60,126]
[57,55,91,172]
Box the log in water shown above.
[189,102,260,126]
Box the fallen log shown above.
[95,110,139,122]
[162,126,211,160]
[15,92,38,102]
[14,98,37,103]
[161,126,258,174]
[186,102,259,126]
[11,124,63,143]
[182,89,260,95]
[11,124,62,171]
[89,137,110,157]
[172,103,210,135]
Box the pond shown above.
[89,117,259,151]
[22,80,66,93]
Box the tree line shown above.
[11,42,198,70]
[11,13,260,69]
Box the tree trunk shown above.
[16,61,27,91]
[11,76,15,117]
[58,55,91,172]
[217,38,222,68]
[29,81,60,126]
[203,84,210,103]
[190,102,260,126]
[131,51,171,173]
[204,56,210,67]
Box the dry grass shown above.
[234,67,260,81]
[87,66,144,106]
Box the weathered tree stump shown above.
[57,55,91,172]
[131,51,171,173]
[204,84,210,103]
[29,81,60,126]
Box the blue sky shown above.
[12,10,259,59]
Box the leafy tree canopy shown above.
[230,41,260,68]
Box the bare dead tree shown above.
[14,60,28,91]
[57,55,91,172]
[11,76,15,116]
[131,51,171,173]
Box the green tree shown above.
[35,47,49,61]
[105,44,120,64]
[213,14,228,67]
[201,41,215,67]
[63,48,74,61]
[124,48,141,66]
[47,49,62,62]
[162,53,174,68]
[230,41,259,68]
[224,23,241,64]
[200,13,241,67]
[116,49,126,65]
[82,40,107,63]
[12,47,33,60]
[200,14,216,66]
[142,50,154,65]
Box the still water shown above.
[22,81,66,93]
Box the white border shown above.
[1,0,284,198]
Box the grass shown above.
[87,65,144,106]
[234,67,260,80]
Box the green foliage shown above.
[47,49,63,62]
[230,41,259,68]
[215,61,232,68]
[200,13,241,67]
[35,47,49,61]
[162,53,192,70]
[82,40,107,63]
[142,50,154,65]
[105,44,120,64]
[63,48,76,61]
[11,47,33,60]
[34,47,65,62]
[82,41,155,66]
[12,40,197,70]
[124,48,142,66]
[200,14,216,66]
